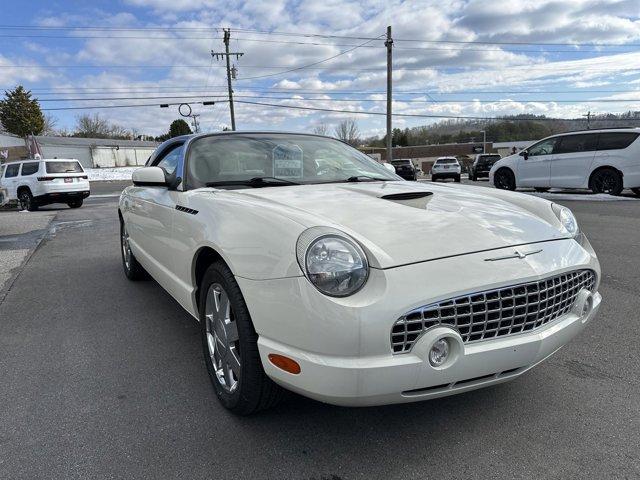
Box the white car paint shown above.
[119,132,601,407]
[431,157,462,181]
[489,128,640,191]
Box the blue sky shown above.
[2,0,640,137]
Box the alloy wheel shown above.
[593,171,617,194]
[205,283,241,393]
[121,226,132,271]
[19,193,31,211]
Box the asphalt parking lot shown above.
[1,180,639,479]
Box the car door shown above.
[3,163,21,199]
[550,133,598,188]
[125,142,185,295]
[592,132,640,181]
[517,137,558,187]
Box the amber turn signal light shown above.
[268,354,301,375]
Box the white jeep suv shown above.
[0,159,90,210]
[490,128,640,196]
[431,157,461,182]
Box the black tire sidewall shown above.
[198,262,264,413]
[495,169,515,190]
[591,169,623,195]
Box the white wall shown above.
[91,147,155,167]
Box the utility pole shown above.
[212,29,244,130]
[385,25,393,162]
[191,114,200,133]
[583,111,593,129]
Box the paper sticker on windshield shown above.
[272,144,303,179]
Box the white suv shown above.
[0,159,90,210]
[490,128,640,196]
[431,157,461,182]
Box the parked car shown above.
[431,157,461,182]
[0,159,90,210]
[490,128,640,196]
[469,153,501,181]
[119,132,601,414]
[391,159,417,180]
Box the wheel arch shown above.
[192,245,231,312]
[494,166,516,187]
[16,185,32,196]
[588,165,623,188]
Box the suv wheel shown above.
[18,190,38,211]
[632,188,640,197]
[200,261,284,415]
[590,168,623,195]
[120,222,147,280]
[68,199,83,209]
[455,175,461,183]
[494,168,516,191]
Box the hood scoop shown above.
[381,191,434,209]
[380,191,433,200]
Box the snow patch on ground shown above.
[86,167,140,181]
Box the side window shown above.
[5,164,20,178]
[528,138,558,157]
[1,165,5,178]
[554,134,598,155]
[20,162,40,176]
[153,143,183,175]
[597,132,640,151]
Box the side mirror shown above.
[519,151,529,160]
[132,166,169,187]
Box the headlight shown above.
[296,227,369,297]
[552,203,579,237]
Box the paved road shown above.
[0,186,639,479]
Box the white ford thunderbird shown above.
[118,132,601,414]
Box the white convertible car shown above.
[119,132,601,414]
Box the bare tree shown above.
[334,118,360,146]
[42,114,58,135]
[74,113,131,139]
[312,123,329,136]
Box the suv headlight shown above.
[552,203,579,237]
[296,227,369,297]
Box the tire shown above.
[200,261,284,415]
[590,168,623,196]
[632,188,640,197]
[455,175,461,183]
[18,189,38,211]
[431,175,438,182]
[469,173,476,181]
[120,221,147,280]
[534,187,550,193]
[494,168,516,191]
[67,199,83,209]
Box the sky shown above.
[1,0,640,137]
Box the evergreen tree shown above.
[0,85,45,137]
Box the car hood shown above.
[220,181,568,269]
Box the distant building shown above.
[0,134,159,168]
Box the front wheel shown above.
[68,199,83,209]
[469,173,476,181]
[455,175,461,183]
[590,168,623,195]
[494,168,516,191]
[120,222,147,280]
[200,261,284,415]
[431,175,438,182]
[534,187,550,193]
[632,188,640,197]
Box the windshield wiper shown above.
[205,176,300,188]
[345,175,390,182]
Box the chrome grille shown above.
[391,270,596,354]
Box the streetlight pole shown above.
[385,25,393,163]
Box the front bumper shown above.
[238,237,601,406]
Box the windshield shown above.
[186,134,399,188]
[436,158,458,164]
[46,161,84,174]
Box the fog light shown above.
[581,294,594,319]
[429,338,450,367]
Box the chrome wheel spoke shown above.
[204,282,241,393]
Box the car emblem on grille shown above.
[484,248,543,262]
